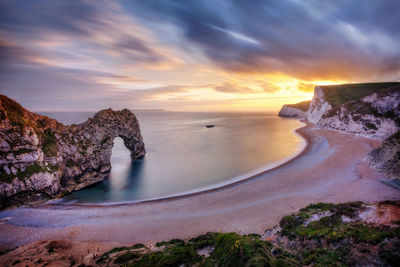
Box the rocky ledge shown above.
[0,95,145,209]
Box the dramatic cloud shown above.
[0,0,399,111]
[124,0,400,80]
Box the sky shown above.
[1,0,400,112]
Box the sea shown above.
[38,111,306,204]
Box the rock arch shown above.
[0,95,145,208]
[59,108,146,192]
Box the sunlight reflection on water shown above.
[41,111,305,203]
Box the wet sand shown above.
[0,123,399,251]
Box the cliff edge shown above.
[279,82,400,182]
[278,100,311,118]
[307,83,400,138]
[0,95,145,209]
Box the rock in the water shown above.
[0,94,145,209]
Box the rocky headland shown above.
[278,100,311,118]
[280,83,400,181]
[0,95,145,209]
[307,83,400,139]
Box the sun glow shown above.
[137,71,347,111]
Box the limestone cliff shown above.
[0,95,145,209]
[368,131,400,180]
[278,100,310,118]
[307,83,400,138]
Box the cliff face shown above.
[0,95,145,209]
[367,131,400,179]
[307,86,333,123]
[278,100,311,118]
[307,84,400,139]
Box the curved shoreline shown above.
[1,121,398,250]
[52,121,310,208]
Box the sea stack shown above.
[0,95,145,209]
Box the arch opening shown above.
[109,137,131,191]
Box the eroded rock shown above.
[307,84,400,138]
[0,94,145,209]
[368,130,400,179]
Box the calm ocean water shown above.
[39,111,305,203]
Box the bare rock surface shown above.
[307,84,400,139]
[368,131,400,179]
[0,95,145,209]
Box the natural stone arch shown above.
[60,109,146,192]
[0,94,146,208]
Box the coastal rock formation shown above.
[368,131,400,180]
[278,101,310,118]
[307,83,400,138]
[307,86,332,123]
[0,95,145,209]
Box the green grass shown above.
[97,232,286,266]
[96,244,148,263]
[0,95,28,128]
[41,129,58,157]
[301,248,346,267]
[208,232,275,267]
[92,201,400,266]
[132,245,200,266]
[286,100,311,112]
[320,82,400,108]
[280,201,400,245]
[114,251,141,264]
[189,232,216,249]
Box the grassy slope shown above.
[286,100,311,112]
[92,201,400,267]
[320,82,400,108]
[323,85,400,122]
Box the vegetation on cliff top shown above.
[0,94,59,157]
[323,85,400,125]
[320,82,400,108]
[0,94,37,132]
[285,100,311,112]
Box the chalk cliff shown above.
[0,95,145,209]
[279,82,400,182]
[307,83,400,138]
[368,131,400,180]
[278,100,311,118]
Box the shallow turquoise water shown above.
[40,111,305,203]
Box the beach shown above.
[0,123,399,252]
